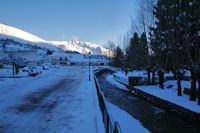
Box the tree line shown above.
[111,0,200,104]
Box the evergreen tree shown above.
[150,0,170,89]
[151,0,200,100]
[186,0,200,102]
[113,46,124,68]
[127,32,140,69]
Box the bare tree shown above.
[130,0,156,38]
[104,41,116,65]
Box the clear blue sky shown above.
[0,0,137,45]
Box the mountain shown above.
[0,23,47,43]
[0,22,112,57]
[0,23,59,51]
[50,41,113,57]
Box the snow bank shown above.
[115,70,148,78]
[106,75,129,91]
[107,102,150,133]
[136,81,200,113]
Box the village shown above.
[0,0,200,133]
[0,48,109,78]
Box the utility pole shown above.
[109,50,111,66]
[10,56,15,77]
[89,52,91,81]
[13,62,15,77]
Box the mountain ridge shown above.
[0,22,112,56]
[0,22,47,43]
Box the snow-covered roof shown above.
[51,51,68,57]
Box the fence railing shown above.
[94,70,122,133]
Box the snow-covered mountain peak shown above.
[50,40,113,57]
[0,23,47,43]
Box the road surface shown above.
[0,66,104,133]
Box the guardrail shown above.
[94,70,122,133]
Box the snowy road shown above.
[97,73,200,133]
[0,66,104,133]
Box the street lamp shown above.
[88,52,91,81]
[10,56,15,77]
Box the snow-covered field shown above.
[0,66,105,133]
[115,70,148,78]
[113,70,150,85]
[135,81,200,113]
[114,70,191,84]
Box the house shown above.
[0,50,38,66]
[48,51,70,65]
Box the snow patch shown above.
[107,102,150,133]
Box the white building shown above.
[48,51,70,65]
